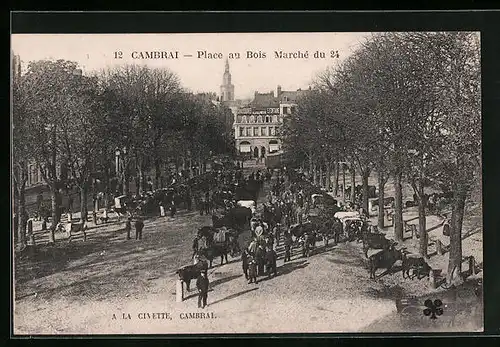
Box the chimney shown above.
[309,86,311,90]
[277,85,282,97]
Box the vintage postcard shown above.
[11,32,483,334]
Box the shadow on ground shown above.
[360,277,483,332]
[209,287,260,306]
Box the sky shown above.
[11,33,370,100]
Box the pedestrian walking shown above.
[170,200,177,218]
[241,248,250,280]
[284,230,292,262]
[192,236,199,260]
[302,232,310,258]
[147,177,153,192]
[196,271,209,309]
[125,217,132,240]
[274,223,281,246]
[134,218,144,240]
[297,206,303,225]
[159,202,166,217]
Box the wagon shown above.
[311,193,337,208]
[334,211,361,220]
[237,200,256,214]
[114,195,128,209]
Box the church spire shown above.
[220,59,234,102]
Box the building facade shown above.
[234,85,309,158]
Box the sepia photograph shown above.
[11,31,483,334]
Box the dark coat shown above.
[196,275,209,293]
[134,220,144,230]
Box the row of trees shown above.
[280,32,481,285]
[13,60,234,246]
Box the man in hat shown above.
[196,271,209,309]
[274,223,281,246]
[191,236,199,260]
[125,217,132,240]
[134,217,144,240]
[284,228,293,262]
[254,221,264,240]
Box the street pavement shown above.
[13,165,483,334]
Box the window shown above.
[270,127,275,136]
[257,115,263,123]
[242,115,247,123]
[253,127,259,136]
[272,115,278,123]
[249,115,255,123]
[261,127,267,136]
[246,127,251,136]
[282,106,288,114]
[265,116,270,123]
[239,127,244,137]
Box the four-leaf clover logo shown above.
[423,299,443,319]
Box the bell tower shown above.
[220,58,235,102]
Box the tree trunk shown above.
[361,169,370,217]
[334,161,339,196]
[326,160,332,191]
[182,155,186,171]
[80,185,88,224]
[393,169,404,242]
[91,178,97,224]
[342,164,346,202]
[138,159,144,195]
[49,187,59,243]
[319,162,323,188]
[189,157,193,178]
[104,167,110,209]
[155,158,161,190]
[447,186,467,285]
[17,181,27,247]
[377,172,386,229]
[350,163,356,203]
[313,162,318,185]
[123,162,130,196]
[13,178,18,244]
[135,173,140,196]
[308,153,313,180]
[417,178,428,258]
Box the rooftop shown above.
[245,86,311,108]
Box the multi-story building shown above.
[234,85,309,158]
